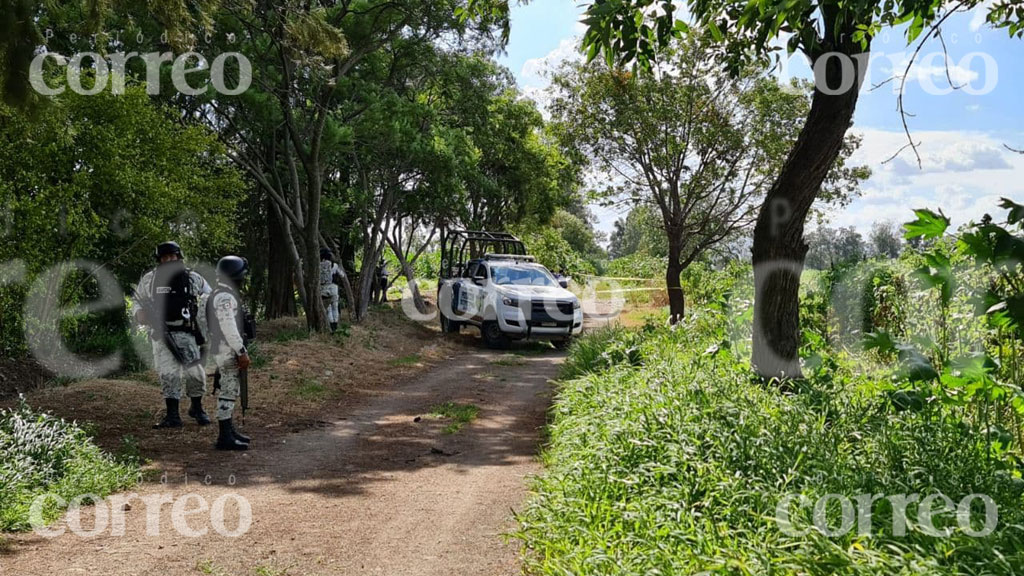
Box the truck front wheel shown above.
[481,321,510,349]
[440,312,462,334]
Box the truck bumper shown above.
[497,308,583,339]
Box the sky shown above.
[494,1,1024,240]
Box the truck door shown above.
[460,261,479,317]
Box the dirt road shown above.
[2,347,563,576]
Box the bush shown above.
[560,326,645,380]
[605,253,666,281]
[0,399,137,532]
[516,324,1024,575]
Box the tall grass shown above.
[515,321,1024,575]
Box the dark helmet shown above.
[216,256,249,283]
[320,248,333,261]
[155,241,183,261]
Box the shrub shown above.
[860,265,908,338]
[560,326,645,380]
[0,399,137,532]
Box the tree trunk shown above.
[750,53,865,380]
[301,234,326,332]
[354,238,385,321]
[666,255,685,324]
[388,237,428,315]
[266,200,297,319]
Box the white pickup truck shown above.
[438,232,583,349]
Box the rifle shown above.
[239,367,249,423]
[240,310,255,422]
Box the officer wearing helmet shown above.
[132,242,212,429]
[319,248,344,334]
[208,255,253,451]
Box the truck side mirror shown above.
[559,278,569,289]
[473,274,487,286]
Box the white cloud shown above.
[887,139,1012,176]
[872,52,980,93]
[833,128,1024,233]
[518,36,584,109]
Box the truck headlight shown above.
[502,296,519,307]
[573,300,581,310]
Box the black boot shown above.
[330,322,338,334]
[215,419,248,451]
[187,396,211,426]
[153,398,183,429]
[230,420,251,444]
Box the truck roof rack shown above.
[484,254,537,262]
[440,230,529,280]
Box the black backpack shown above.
[152,263,198,330]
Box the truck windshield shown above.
[491,265,557,287]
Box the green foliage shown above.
[605,253,667,281]
[273,327,311,344]
[608,205,665,260]
[905,209,952,241]
[0,83,243,361]
[0,399,138,532]
[290,378,328,401]
[517,226,597,279]
[858,201,1024,463]
[551,40,863,320]
[805,226,868,270]
[429,402,480,434]
[574,0,1021,76]
[860,265,909,338]
[560,326,646,380]
[516,322,1024,575]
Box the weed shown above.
[290,378,328,401]
[116,434,143,466]
[429,402,480,434]
[491,354,526,367]
[254,563,293,576]
[273,328,309,343]
[389,354,421,367]
[333,322,352,340]
[195,559,225,575]
[248,343,271,370]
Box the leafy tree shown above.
[869,221,904,259]
[609,205,666,260]
[337,47,571,318]
[0,0,222,106]
[182,0,510,329]
[805,226,867,270]
[515,227,596,278]
[549,210,607,271]
[550,40,865,321]
[0,83,243,357]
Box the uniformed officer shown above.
[208,256,252,451]
[319,248,343,334]
[132,242,212,429]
